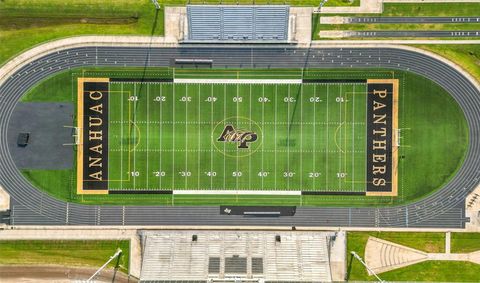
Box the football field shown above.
[106,80,368,193]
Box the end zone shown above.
[365,79,399,197]
[77,78,110,195]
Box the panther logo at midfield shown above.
[217,124,258,149]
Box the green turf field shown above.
[19,67,468,206]
[107,81,367,192]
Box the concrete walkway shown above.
[0,185,10,211]
[365,236,480,275]
[466,184,480,232]
[318,0,383,14]
[0,228,142,279]
[384,0,480,2]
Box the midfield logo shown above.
[217,124,258,149]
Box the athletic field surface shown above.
[77,74,398,197]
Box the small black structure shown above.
[17,133,29,147]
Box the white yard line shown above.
[120,83,124,190]
[326,85,329,190]
[198,85,201,190]
[287,85,290,191]
[185,84,188,189]
[132,83,137,190]
[108,82,111,189]
[223,84,226,190]
[262,85,265,190]
[249,84,252,190]
[146,84,150,190]
[172,83,175,189]
[210,85,214,190]
[159,84,162,190]
[352,85,355,192]
[313,84,316,190]
[338,85,342,190]
[236,84,239,192]
[274,85,277,190]
[300,84,303,191]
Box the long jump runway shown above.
[0,46,478,227]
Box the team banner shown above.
[77,78,110,194]
[366,79,399,196]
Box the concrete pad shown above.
[317,0,383,14]
[469,250,480,265]
[8,102,74,170]
[465,183,480,232]
[319,30,352,38]
[290,7,313,45]
[384,0,480,2]
[320,16,348,24]
[365,236,428,275]
[164,7,186,43]
[330,231,346,281]
[0,185,10,211]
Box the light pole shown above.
[151,0,160,10]
[350,251,384,282]
[318,0,328,12]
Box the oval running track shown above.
[0,46,477,227]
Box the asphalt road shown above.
[351,30,480,38]
[0,47,477,228]
[348,17,480,24]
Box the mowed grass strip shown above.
[0,240,129,273]
[107,81,367,192]
[451,233,480,253]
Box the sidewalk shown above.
[318,0,383,14]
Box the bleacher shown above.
[186,5,289,42]
[139,230,333,282]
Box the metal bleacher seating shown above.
[139,231,332,282]
[187,5,289,42]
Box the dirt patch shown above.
[0,265,137,283]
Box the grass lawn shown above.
[0,240,130,273]
[346,232,480,282]
[415,45,480,85]
[451,233,480,253]
[0,0,358,67]
[17,67,468,206]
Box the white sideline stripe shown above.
[173,78,302,84]
[173,190,302,195]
